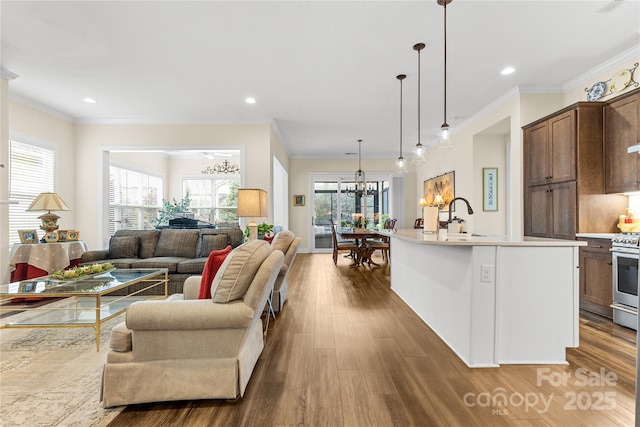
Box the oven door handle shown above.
[611,304,638,315]
[610,248,640,255]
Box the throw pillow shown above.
[213,240,271,303]
[154,229,199,258]
[198,245,232,299]
[108,236,140,259]
[271,230,295,254]
[201,234,230,257]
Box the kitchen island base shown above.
[388,233,580,368]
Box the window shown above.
[109,166,162,234]
[183,178,240,227]
[8,140,56,245]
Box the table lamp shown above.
[27,192,71,233]
[237,188,267,240]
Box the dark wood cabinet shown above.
[526,110,576,187]
[523,102,626,238]
[578,237,613,319]
[527,181,576,240]
[604,88,640,193]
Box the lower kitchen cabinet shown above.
[578,237,613,319]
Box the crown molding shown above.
[1,68,19,80]
[563,44,640,91]
[9,92,74,122]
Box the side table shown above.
[9,241,89,282]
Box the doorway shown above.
[310,174,389,252]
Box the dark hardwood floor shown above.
[108,253,637,426]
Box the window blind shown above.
[8,140,55,245]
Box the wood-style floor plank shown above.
[108,253,637,427]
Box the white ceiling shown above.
[2,1,639,159]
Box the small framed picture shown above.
[44,231,59,243]
[293,195,305,206]
[18,281,37,293]
[483,167,498,211]
[18,229,39,244]
[66,230,80,241]
[57,230,69,241]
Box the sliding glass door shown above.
[310,174,390,252]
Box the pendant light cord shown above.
[417,47,421,144]
[443,1,448,127]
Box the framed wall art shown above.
[293,195,305,206]
[18,229,39,244]
[483,167,498,211]
[423,171,455,211]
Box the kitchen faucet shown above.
[448,197,474,223]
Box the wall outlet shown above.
[480,264,493,283]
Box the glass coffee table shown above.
[0,268,168,351]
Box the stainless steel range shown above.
[611,232,640,330]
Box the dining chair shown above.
[370,218,395,263]
[331,223,358,265]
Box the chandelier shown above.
[201,159,240,174]
[346,139,376,198]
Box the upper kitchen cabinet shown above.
[604,88,640,194]
[524,102,626,238]
[525,110,576,186]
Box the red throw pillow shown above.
[198,245,232,299]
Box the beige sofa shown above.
[270,230,300,313]
[101,239,283,408]
[81,227,243,295]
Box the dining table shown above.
[338,229,384,267]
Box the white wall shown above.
[473,133,508,235]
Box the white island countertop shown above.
[378,229,586,247]
[384,228,583,367]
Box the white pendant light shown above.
[395,74,408,174]
[412,43,427,164]
[438,0,454,148]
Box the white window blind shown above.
[109,166,162,234]
[8,140,56,245]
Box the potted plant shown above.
[155,192,192,226]
[243,222,275,242]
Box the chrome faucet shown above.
[448,197,474,223]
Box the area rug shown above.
[0,307,124,426]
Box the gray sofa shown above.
[80,227,243,295]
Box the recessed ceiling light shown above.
[500,67,516,76]
[83,97,97,104]
[245,97,256,104]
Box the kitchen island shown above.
[379,229,586,367]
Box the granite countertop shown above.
[378,229,586,247]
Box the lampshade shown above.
[237,188,267,241]
[418,197,428,207]
[27,192,71,213]
[237,188,267,218]
[27,192,71,235]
